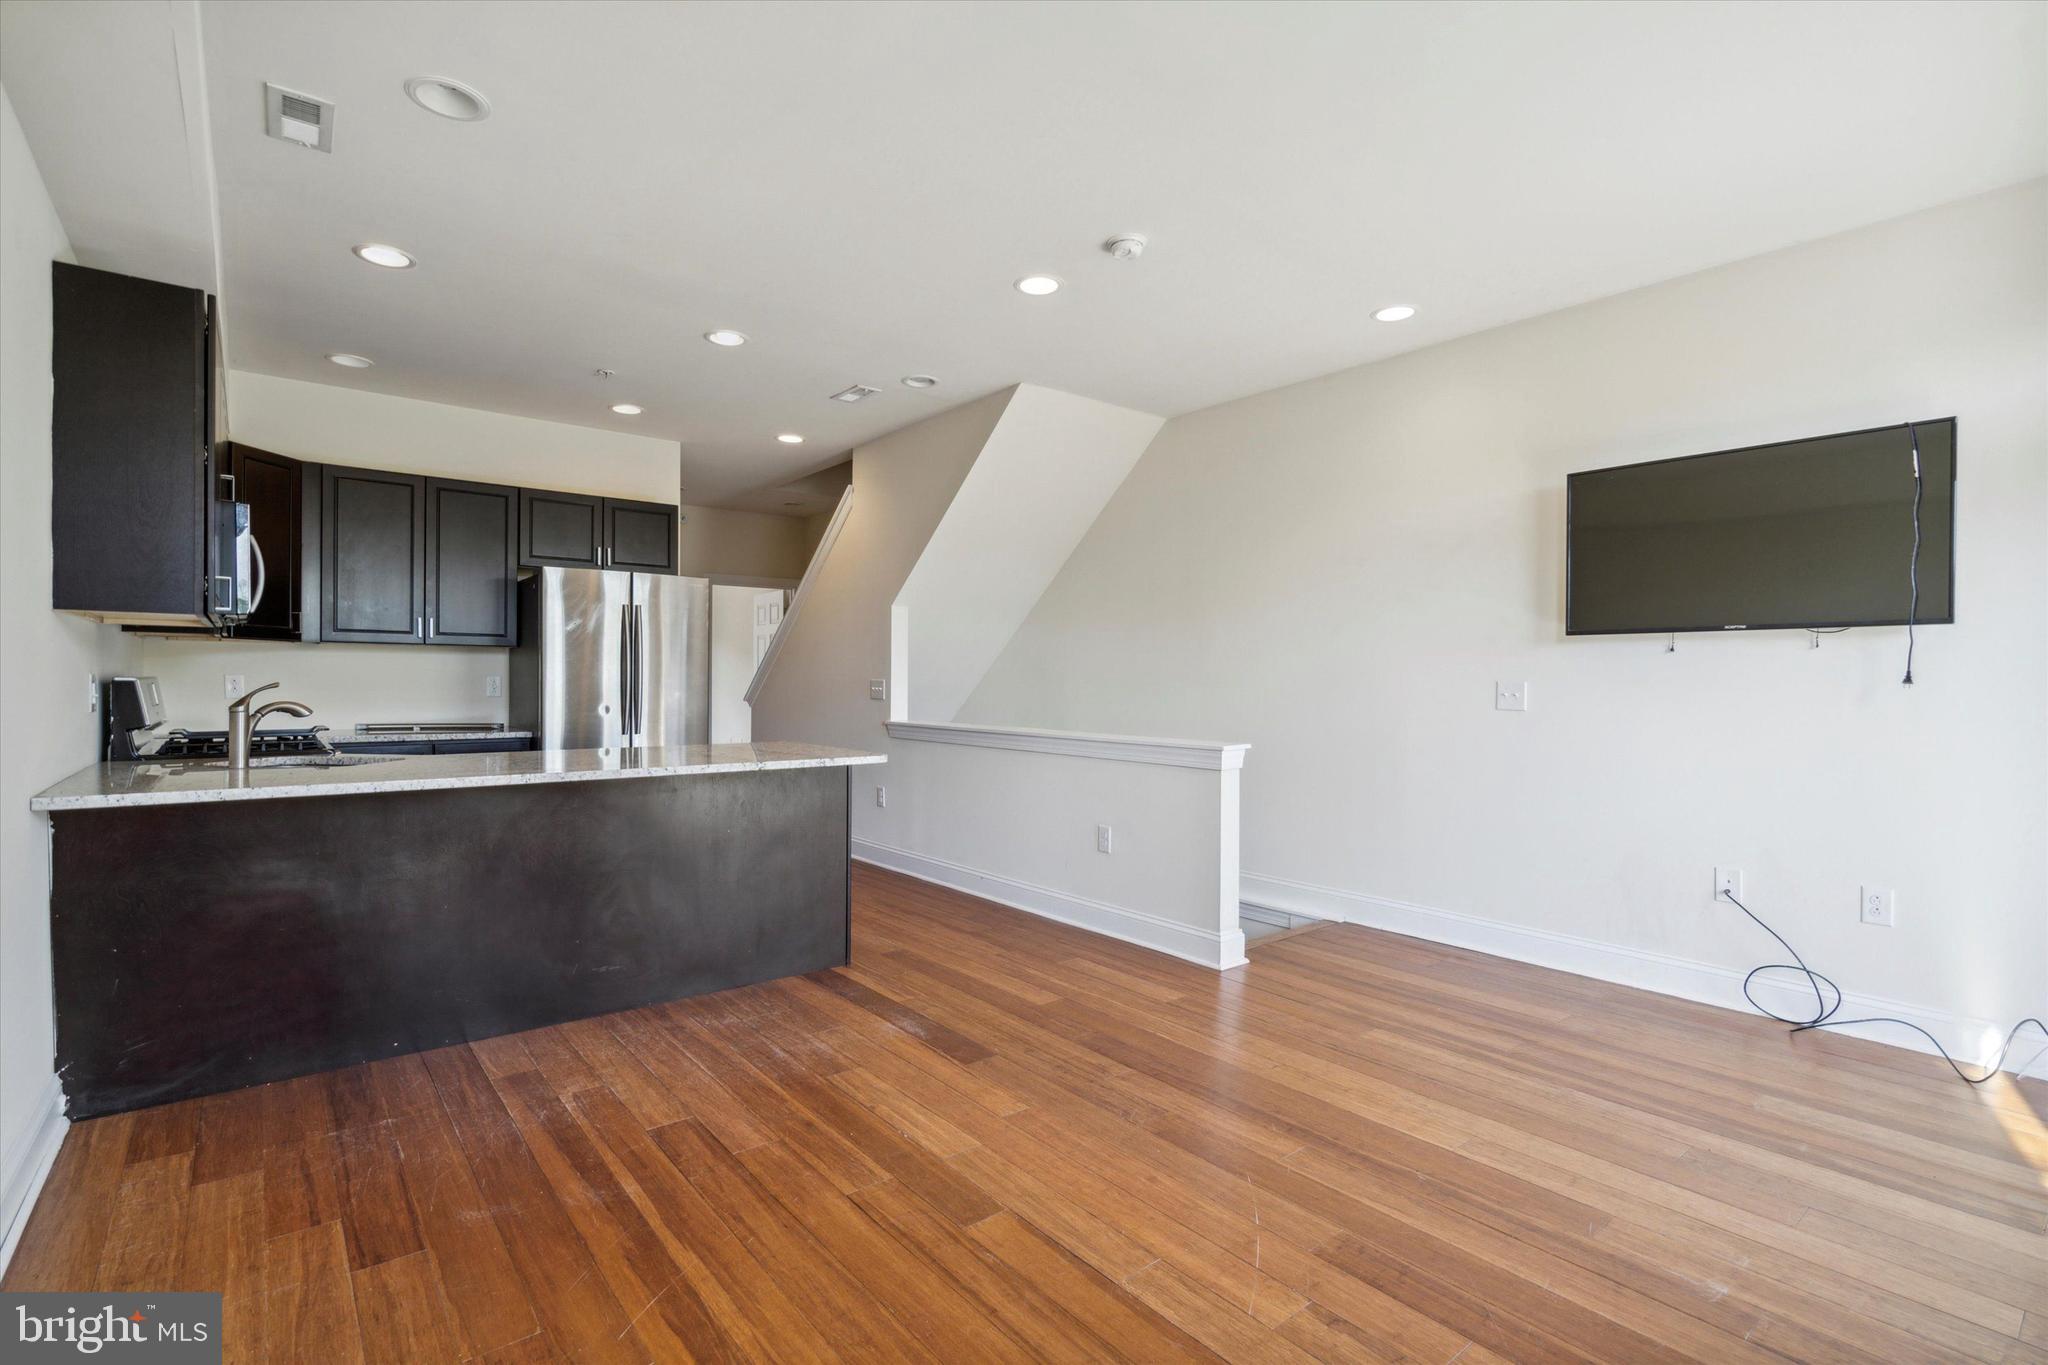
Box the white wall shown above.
[963,182,2048,1039]
[0,83,138,1240]
[136,373,805,732]
[752,390,1244,965]
[676,506,807,581]
[708,584,761,743]
[896,384,1163,721]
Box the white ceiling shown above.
[7,2,2044,506]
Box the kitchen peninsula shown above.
[33,743,884,1117]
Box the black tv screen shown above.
[1566,419,1955,635]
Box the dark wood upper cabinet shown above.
[222,443,307,641]
[519,488,603,569]
[52,262,217,624]
[425,478,517,647]
[322,465,425,644]
[602,497,680,575]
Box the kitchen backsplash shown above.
[135,636,510,733]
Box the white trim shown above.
[856,839,1248,970]
[1241,871,2048,1081]
[0,1076,69,1276]
[745,484,853,706]
[885,720,1249,771]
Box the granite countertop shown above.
[32,743,885,812]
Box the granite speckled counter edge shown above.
[33,742,886,812]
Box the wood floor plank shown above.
[0,1112,135,1291]
[418,1044,647,1365]
[263,1219,366,1365]
[97,1152,191,1291]
[9,864,2037,1364]
[173,1168,263,1362]
[352,1250,463,1365]
[387,1106,539,1358]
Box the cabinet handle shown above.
[415,617,422,639]
[428,616,436,638]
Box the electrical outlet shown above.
[485,675,502,698]
[1495,681,1529,712]
[1860,886,1896,927]
[868,678,888,701]
[1715,866,1743,902]
[86,673,97,712]
[1096,824,1113,854]
[874,785,887,808]
[224,674,245,700]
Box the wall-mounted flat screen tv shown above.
[1566,418,1955,636]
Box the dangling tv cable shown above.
[1902,421,1922,686]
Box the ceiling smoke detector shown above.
[405,76,491,122]
[264,83,335,152]
[1103,234,1148,260]
[829,385,879,403]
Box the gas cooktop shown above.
[149,728,332,760]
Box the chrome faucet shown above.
[227,682,314,770]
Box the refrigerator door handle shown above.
[619,602,633,745]
[635,604,648,747]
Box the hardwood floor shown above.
[8,862,2045,1362]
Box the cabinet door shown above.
[425,478,518,646]
[51,263,211,620]
[519,488,603,569]
[225,443,305,640]
[322,465,425,644]
[603,497,679,574]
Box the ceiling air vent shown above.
[264,83,335,152]
[829,384,880,403]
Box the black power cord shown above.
[1723,890,2046,1086]
[1902,421,1922,686]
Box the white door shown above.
[752,589,785,667]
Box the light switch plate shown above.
[1096,824,1113,854]
[869,678,888,701]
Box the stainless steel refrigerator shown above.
[509,568,711,750]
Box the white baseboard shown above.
[1241,871,2048,1081]
[0,1075,69,1277]
[854,839,1248,970]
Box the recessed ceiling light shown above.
[704,329,748,347]
[1015,275,1062,296]
[610,403,643,416]
[1372,304,1417,322]
[352,243,415,269]
[404,76,491,122]
[777,433,804,444]
[901,374,939,389]
[326,353,373,368]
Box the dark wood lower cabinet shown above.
[49,766,850,1117]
